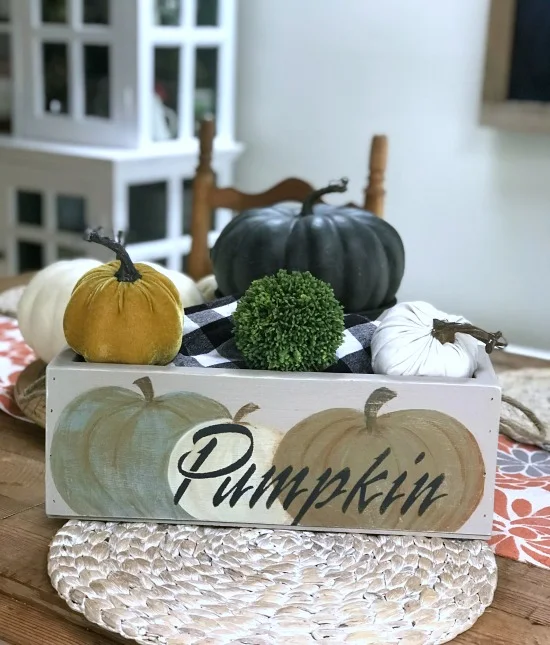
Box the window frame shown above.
[480,0,550,133]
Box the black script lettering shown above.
[212,465,257,507]
[291,468,351,526]
[341,447,391,513]
[177,423,254,479]
[173,423,254,505]
[401,473,447,516]
[174,437,217,505]
[379,471,407,514]
[249,465,310,510]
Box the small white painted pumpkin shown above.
[17,258,102,363]
[371,301,505,378]
[196,274,218,302]
[143,263,204,308]
[168,403,291,525]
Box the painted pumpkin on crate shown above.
[168,402,291,524]
[50,377,233,519]
[17,258,102,363]
[210,178,405,314]
[63,229,183,365]
[50,376,290,523]
[272,387,485,532]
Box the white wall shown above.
[234,0,550,352]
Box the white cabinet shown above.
[10,0,237,149]
[0,0,243,276]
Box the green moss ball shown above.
[233,269,345,372]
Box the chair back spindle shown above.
[364,135,388,217]
[187,117,388,281]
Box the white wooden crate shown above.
[45,347,501,540]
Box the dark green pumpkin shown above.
[211,179,405,314]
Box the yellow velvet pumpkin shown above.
[63,229,183,365]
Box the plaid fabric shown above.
[174,296,379,374]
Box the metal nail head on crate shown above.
[44,345,501,541]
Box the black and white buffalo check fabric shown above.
[173,296,379,374]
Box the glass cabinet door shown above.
[83,0,109,25]
[42,42,69,115]
[154,0,182,26]
[152,47,180,140]
[41,0,68,24]
[196,0,218,26]
[84,44,110,118]
[13,0,139,147]
[194,47,217,133]
[147,0,233,143]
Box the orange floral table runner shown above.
[1,315,549,570]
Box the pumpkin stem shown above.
[364,387,397,430]
[233,402,260,423]
[431,319,507,355]
[133,377,155,402]
[299,178,349,216]
[84,227,142,283]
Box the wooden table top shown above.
[0,274,549,645]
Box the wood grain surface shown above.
[0,275,549,645]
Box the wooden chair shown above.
[187,117,388,281]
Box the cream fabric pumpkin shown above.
[143,263,204,308]
[17,258,102,363]
[371,301,481,378]
[196,274,218,302]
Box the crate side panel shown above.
[45,361,500,539]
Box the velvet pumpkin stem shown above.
[299,178,349,216]
[364,387,397,430]
[133,377,155,402]
[431,319,508,355]
[233,402,260,423]
[84,227,142,283]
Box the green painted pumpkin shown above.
[210,178,405,314]
[50,376,230,519]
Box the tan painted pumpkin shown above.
[272,387,485,532]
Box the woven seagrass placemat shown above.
[48,521,497,645]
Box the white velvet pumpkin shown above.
[17,258,102,363]
[371,301,481,378]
